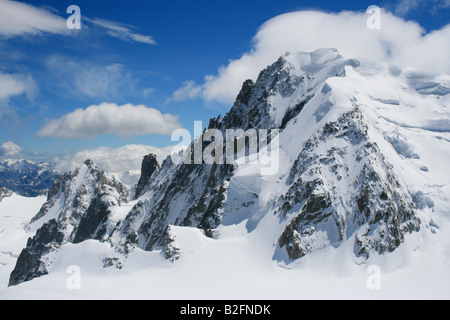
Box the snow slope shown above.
[0,194,46,289]
[0,220,449,299]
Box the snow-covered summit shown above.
[8,159,130,286]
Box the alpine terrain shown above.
[0,160,60,197]
[1,48,449,299]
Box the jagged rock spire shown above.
[134,154,160,199]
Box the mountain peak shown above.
[134,153,160,199]
[83,159,94,167]
[219,48,357,132]
[234,79,255,106]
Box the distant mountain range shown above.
[0,159,60,197]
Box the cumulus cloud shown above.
[0,72,38,102]
[55,144,174,185]
[85,17,157,45]
[0,141,23,157]
[173,9,450,104]
[0,0,67,38]
[37,102,181,139]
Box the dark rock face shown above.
[9,219,64,286]
[122,160,234,253]
[134,154,160,199]
[280,97,312,129]
[0,187,13,202]
[235,79,255,106]
[0,160,60,197]
[102,257,123,269]
[72,194,111,244]
[159,226,181,262]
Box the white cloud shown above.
[142,88,156,97]
[171,80,203,101]
[85,17,157,45]
[394,0,421,15]
[0,72,37,101]
[395,0,450,15]
[173,10,450,104]
[37,102,181,139]
[0,72,38,123]
[45,56,139,100]
[0,141,23,157]
[55,144,174,185]
[0,0,67,38]
[0,0,156,44]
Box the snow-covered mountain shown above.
[8,159,130,286]
[4,48,450,297]
[0,159,60,197]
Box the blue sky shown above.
[0,0,449,167]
